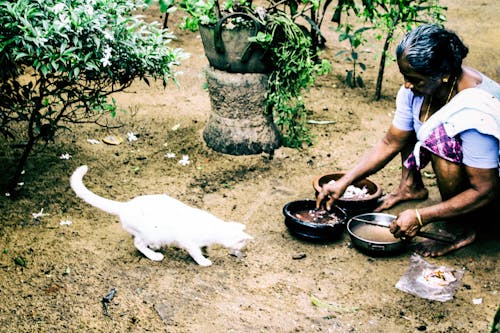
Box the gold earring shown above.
[443,77,449,83]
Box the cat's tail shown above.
[70,165,125,216]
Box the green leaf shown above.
[14,256,26,267]
[356,75,365,88]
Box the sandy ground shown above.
[0,1,498,332]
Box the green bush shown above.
[0,0,188,192]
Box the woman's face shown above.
[397,55,441,97]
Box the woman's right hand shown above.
[315,180,345,211]
[389,209,422,239]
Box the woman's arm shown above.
[316,125,413,210]
[391,166,498,238]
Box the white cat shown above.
[70,165,253,266]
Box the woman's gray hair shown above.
[396,24,468,78]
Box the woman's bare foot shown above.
[374,186,428,212]
[413,225,476,257]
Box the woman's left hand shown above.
[390,209,421,239]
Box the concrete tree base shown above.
[203,67,281,155]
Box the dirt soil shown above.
[0,1,499,332]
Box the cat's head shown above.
[223,222,253,252]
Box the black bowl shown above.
[283,199,347,242]
[313,173,383,218]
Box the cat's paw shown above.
[194,257,212,267]
[146,252,164,261]
[229,249,244,258]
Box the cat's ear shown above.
[243,232,253,240]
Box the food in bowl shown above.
[347,213,407,255]
[325,179,370,199]
[349,222,399,242]
[313,173,383,217]
[283,200,347,242]
[293,209,343,225]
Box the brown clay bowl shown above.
[313,173,383,218]
[283,199,347,242]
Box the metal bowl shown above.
[283,199,347,242]
[313,173,383,218]
[346,213,409,255]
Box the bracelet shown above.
[415,209,423,227]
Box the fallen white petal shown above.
[59,153,71,160]
[32,208,48,219]
[178,155,190,166]
[87,139,101,144]
[127,132,138,142]
[60,220,72,226]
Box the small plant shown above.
[0,0,187,192]
[251,10,331,146]
[336,25,370,88]
[146,0,219,31]
[333,0,446,99]
[370,0,446,99]
[153,0,176,28]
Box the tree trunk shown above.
[374,16,398,100]
[374,29,392,100]
[7,137,35,194]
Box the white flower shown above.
[83,4,94,16]
[60,220,72,226]
[101,58,111,67]
[34,36,48,46]
[127,132,138,142]
[165,153,176,159]
[100,45,112,67]
[53,3,65,14]
[103,30,114,41]
[200,15,211,25]
[59,153,71,160]
[55,13,70,29]
[87,139,101,144]
[178,155,190,166]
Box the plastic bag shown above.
[395,254,465,302]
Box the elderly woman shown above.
[316,24,500,257]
